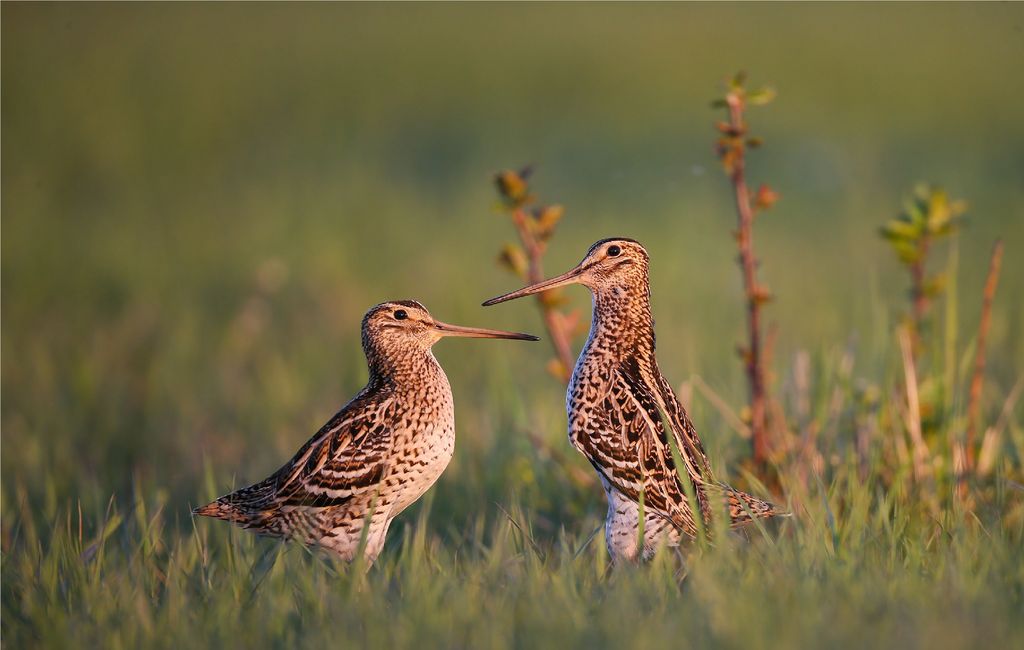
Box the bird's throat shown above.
[587,285,656,356]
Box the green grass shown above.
[3,4,1023,648]
[4,476,1024,648]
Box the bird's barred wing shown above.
[653,371,715,481]
[571,365,702,535]
[651,370,783,525]
[615,366,715,527]
[646,367,783,527]
[270,394,397,509]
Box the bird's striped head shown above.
[361,300,537,358]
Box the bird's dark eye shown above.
[394,309,408,320]
[607,245,621,257]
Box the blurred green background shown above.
[3,2,1022,527]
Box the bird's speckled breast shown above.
[566,332,616,445]
[384,358,456,516]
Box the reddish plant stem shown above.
[510,208,576,383]
[726,94,770,465]
[965,239,1004,471]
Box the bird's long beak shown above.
[482,265,585,306]
[432,320,539,341]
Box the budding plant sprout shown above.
[494,166,583,383]
[712,72,780,470]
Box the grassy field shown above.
[3,4,1023,648]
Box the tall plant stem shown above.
[726,93,770,464]
[965,239,1004,471]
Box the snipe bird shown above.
[484,239,781,561]
[194,300,537,563]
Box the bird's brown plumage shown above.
[485,238,783,561]
[195,300,537,563]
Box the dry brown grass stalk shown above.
[897,326,935,490]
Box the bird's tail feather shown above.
[193,497,255,524]
[714,484,786,525]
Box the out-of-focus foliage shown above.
[713,71,778,177]
[880,184,968,357]
[493,167,580,381]
[881,185,966,267]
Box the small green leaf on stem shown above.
[881,185,966,266]
[497,243,529,279]
[531,204,565,241]
[892,239,922,264]
[747,87,777,106]
[880,219,921,242]
[495,169,531,207]
[538,289,568,308]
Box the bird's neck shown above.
[365,347,446,391]
[586,283,656,358]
